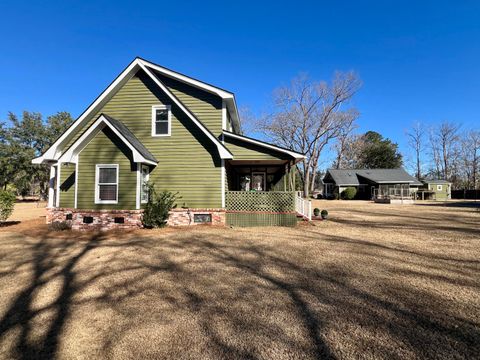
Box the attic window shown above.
[152,105,171,136]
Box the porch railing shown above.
[225,191,295,212]
[295,195,312,220]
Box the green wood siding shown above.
[77,128,137,210]
[59,163,75,208]
[224,137,291,161]
[428,183,450,200]
[67,70,222,210]
[154,71,223,136]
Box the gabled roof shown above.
[101,114,157,163]
[324,168,423,186]
[33,57,236,164]
[58,114,157,166]
[423,179,451,184]
[223,131,305,162]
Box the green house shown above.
[418,180,452,201]
[33,58,306,229]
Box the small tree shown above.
[341,187,357,200]
[0,190,15,222]
[142,183,179,228]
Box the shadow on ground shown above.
[0,214,478,359]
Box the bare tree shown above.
[428,121,460,181]
[332,132,362,169]
[406,121,424,179]
[259,72,361,197]
[461,130,480,189]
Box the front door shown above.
[251,172,266,191]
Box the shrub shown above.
[142,183,180,228]
[48,221,71,231]
[0,190,16,222]
[341,187,357,200]
[321,209,328,218]
[313,208,320,216]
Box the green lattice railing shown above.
[225,191,295,212]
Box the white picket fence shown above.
[295,195,312,220]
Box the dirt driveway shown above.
[0,201,478,359]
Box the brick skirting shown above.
[167,208,226,226]
[46,208,226,230]
[46,208,144,231]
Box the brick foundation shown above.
[167,208,226,226]
[46,207,226,230]
[46,208,143,231]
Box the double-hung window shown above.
[152,105,171,136]
[95,164,119,204]
[141,165,150,203]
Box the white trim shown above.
[141,165,150,204]
[56,163,61,208]
[74,162,78,208]
[223,131,305,159]
[33,58,235,164]
[58,115,157,166]
[95,164,119,204]
[138,58,234,98]
[139,63,233,159]
[48,165,56,208]
[34,60,140,163]
[151,105,171,137]
[221,159,225,208]
[136,163,141,210]
[221,100,227,131]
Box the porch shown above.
[373,184,415,204]
[224,160,311,226]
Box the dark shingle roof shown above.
[423,179,451,184]
[324,168,422,186]
[102,114,157,163]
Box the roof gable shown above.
[33,58,234,164]
[58,114,157,165]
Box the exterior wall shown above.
[62,70,223,209]
[46,208,143,231]
[46,208,226,229]
[224,136,291,161]
[77,128,137,210]
[427,183,451,200]
[167,208,225,226]
[154,72,223,136]
[59,163,76,208]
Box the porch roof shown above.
[223,131,304,163]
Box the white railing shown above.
[295,195,312,220]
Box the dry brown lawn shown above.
[0,201,478,359]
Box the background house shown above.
[323,168,422,203]
[417,180,452,201]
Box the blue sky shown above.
[1,0,479,166]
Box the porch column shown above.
[48,165,56,208]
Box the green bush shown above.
[313,208,320,216]
[0,191,16,222]
[321,209,328,218]
[341,187,357,200]
[142,183,180,228]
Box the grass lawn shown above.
[0,201,479,359]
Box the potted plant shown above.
[313,208,320,217]
[321,209,328,220]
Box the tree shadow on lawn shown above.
[0,228,478,359]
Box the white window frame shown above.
[141,165,150,204]
[151,105,171,137]
[95,164,119,204]
[437,185,443,191]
